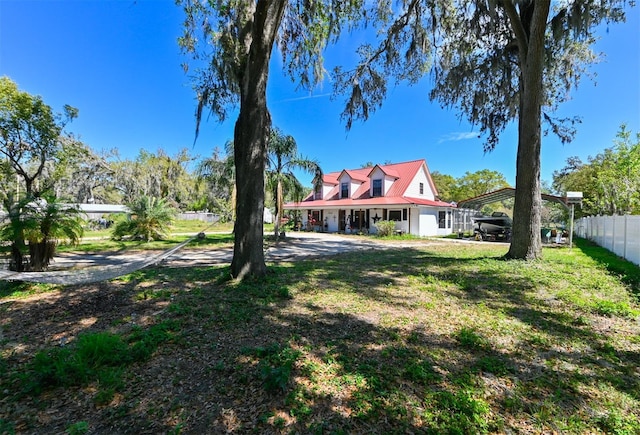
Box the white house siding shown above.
[369,208,385,234]
[404,167,436,200]
[322,184,335,198]
[410,208,421,235]
[324,209,339,232]
[384,175,396,195]
[350,181,362,197]
[415,208,439,236]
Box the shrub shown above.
[375,220,397,237]
[111,196,176,241]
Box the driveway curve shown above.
[0,232,390,284]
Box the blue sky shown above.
[1,1,638,190]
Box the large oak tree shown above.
[334,0,631,259]
[177,1,395,279]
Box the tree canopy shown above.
[334,1,631,259]
[177,0,387,279]
[0,76,77,197]
[553,124,640,216]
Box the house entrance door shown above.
[338,210,346,232]
[353,210,366,231]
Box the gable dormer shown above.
[367,165,399,197]
[338,169,366,199]
[313,174,337,200]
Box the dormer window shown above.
[314,186,322,200]
[341,182,349,198]
[372,179,382,197]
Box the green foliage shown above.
[454,170,510,202]
[0,194,84,271]
[596,409,640,434]
[553,124,640,216]
[111,148,196,208]
[196,144,236,221]
[473,355,512,376]
[66,421,89,435]
[374,220,397,237]
[455,327,489,350]
[423,390,490,433]
[19,322,177,398]
[0,419,15,435]
[402,359,440,384]
[111,196,176,242]
[266,127,323,239]
[430,171,457,202]
[245,342,302,393]
[0,76,77,196]
[431,169,509,206]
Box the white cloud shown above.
[438,131,479,144]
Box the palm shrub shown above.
[111,196,176,242]
[266,128,323,240]
[0,194,84,271]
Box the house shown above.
[283,159,456,236]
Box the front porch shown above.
[291,206,456,237]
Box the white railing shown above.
[574,215,640,266]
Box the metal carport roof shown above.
[457,187,569,211]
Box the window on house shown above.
[310,210,322,225]
[341,182,349,198]
[389,210,402,221]
[447,211,452,229]
[419,182,424,194]
[372,179,382,197]
[438,211,446,229]
[314,186,322,200]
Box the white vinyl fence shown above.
[177,212,219,223]
[574,215,640,266]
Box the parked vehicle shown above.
[473,212,512,241]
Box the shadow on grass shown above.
[573,236,640,297]
[1,243,639,434]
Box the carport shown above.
[456,187,573,243]
[456,187,569,211]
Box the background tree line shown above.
[0,77,320,224]
[553,124,640,218]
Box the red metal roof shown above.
[286,196,453,208]
[288,159,452,209]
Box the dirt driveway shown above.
[0,232,393,284]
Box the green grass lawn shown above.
[1,239,638,434]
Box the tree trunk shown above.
[274,179,283,239]
[29,241,56,272]
[506,1,550,260]
[9,243,26,272]
[230,0,286,280]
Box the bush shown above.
[375,220,397,237]
[111,196,176,242]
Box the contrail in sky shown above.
[274,93,332,103]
